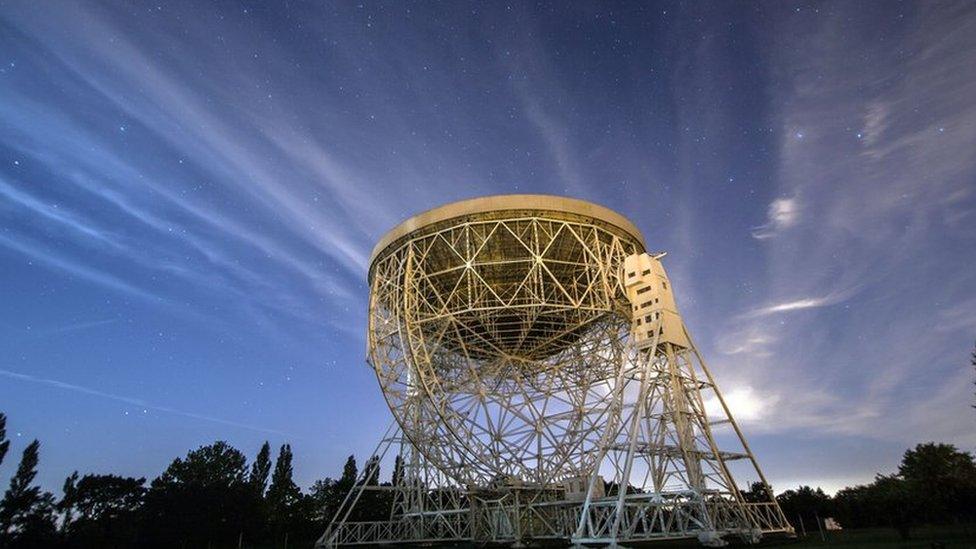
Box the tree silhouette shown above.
[0,440,42,529]
[775,485,831,534]
[868,474,914,540]
[139,441,254,548]
[0,440,57,547]
[833,483,871,529]
[832,442,976,537]
[267,444,303,541]
[363,455,380,486]
[249,441,272,496]
[0,413,9,468]
[268,445,301,509]
[972,340,976,411]
[59,473,145,548]
[740,481,771,503]
[309,477,338,524]
[899,442,976,523]
[58,471,79,529]
[350,456,395,521]
[339,455,357,495]
[392,454,404,487]
[900,443,976,485]
[312,455,360,526]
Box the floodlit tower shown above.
[318,195,793,548]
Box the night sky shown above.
[1,1,974,496]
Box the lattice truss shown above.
[573,335,791,545]
[369,216,639,486]
[320,212,793,547]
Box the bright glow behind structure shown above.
[319,195,793,547]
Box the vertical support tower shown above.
[573,253,789,546]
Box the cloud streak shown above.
[0,233,166,305]
[41,318,119,335]
[716,3,976,453]
[0,8,370,330]
[743,291,854,318]
[751,197,799,240]
[0,368,295,438]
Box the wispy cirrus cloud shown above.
[743,289,857,318]
[750,296,828,315]
[39,318,119,335]
[0,368,295,438]
[751,197,800,240]
[0,232,166,305]
[723,3,976,451]
[0,4,375,331]
[718,331,773,357]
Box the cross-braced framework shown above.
[318,196,793,548]
[572,330,791,546]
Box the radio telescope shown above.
[319,195,793,547]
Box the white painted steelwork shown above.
[318,195,792,548]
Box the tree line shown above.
[2,410,975,547]
[0,412,396,548]
[744,442,976,541]
[764,343,976,541]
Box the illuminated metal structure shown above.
[318,195,792,547]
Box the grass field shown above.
[755,525,976,548]
[298,525,976,548]
[545,525,976,548]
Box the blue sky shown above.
[1,1,974,496]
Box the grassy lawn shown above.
[756,524,976,548]
[290,526,976,548]
[582,525,976,548]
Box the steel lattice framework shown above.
[318,195,793,548]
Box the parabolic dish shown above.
[369,195,646,361]
[367,195,647,483]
